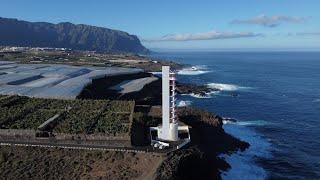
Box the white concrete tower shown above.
[159,66,179,141]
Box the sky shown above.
[1,0,320,50]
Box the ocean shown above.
[151,51,320,179]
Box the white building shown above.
[150,66,191,149]
[158,66,179,141]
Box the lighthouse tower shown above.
[158,66,179,141]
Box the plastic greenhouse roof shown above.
[0,61,142,99]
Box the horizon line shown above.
[149,47,320,53]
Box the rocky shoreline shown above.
[0,56,250,179]
[77,64,251,179]
[155,107,250,179]
[0,56,250,180]
[76,61,250,179]
[176,82,218,97]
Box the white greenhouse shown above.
[0,61,142,99]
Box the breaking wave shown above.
[223,119,271,126]
[188,93,212,98]
[221,121,272,180]
[180,83,248,99]
[177,100,192,107]
[207,83,250,91]
[177,65,211,75]
[181,91,219,99]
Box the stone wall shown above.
[0,129,131,147]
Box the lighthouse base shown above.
[158,122,179,141]
[149,124,191,150]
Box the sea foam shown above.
[177,65,211,75]
[221,122,272,180]
[177,100,192,107]
[151,65,210,76]
[207,83,249,91]
[223,119,271,126]
[180,91,219,99]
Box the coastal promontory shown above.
[0,17,149,54]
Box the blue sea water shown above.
[151,51,320,179]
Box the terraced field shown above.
[0,95,134,135]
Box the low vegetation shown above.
[53,100,134,135]
[0,146,162,179]
[0,96,45,128]
[95,112,130,135]
[1,48,183,72]
[10,109,60,130]
[0,95,134,135]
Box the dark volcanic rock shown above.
[0,17,149,54]
[156,148,230,180]
[156,107,250,180]
[177,107,249,154]
[78,72,163,105]
[176,82,218,96]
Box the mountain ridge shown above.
[0,17,149,54]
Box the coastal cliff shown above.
[0,17,149,54]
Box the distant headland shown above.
[0,17,149,54]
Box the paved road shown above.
[0,140,169,154]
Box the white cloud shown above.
[143,30,262,42]
[282,31,320,36]
[295,32,320,36]
[231,15,308,27]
